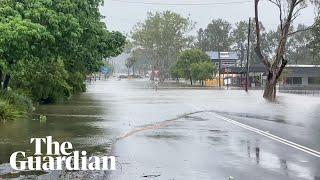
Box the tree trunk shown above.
[190,77,193,85]
[263,79,277,100]
[263,69,283,101]
[3,74,11,90]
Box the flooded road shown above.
[0,79,319,179]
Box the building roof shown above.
[206,51,239,60]
[286,65,320,76]
[286,65,320,68]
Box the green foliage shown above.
[310,17,320,64]
[125,56,137,69]
[197,19,233,51]
[131,11,194,79]
[67,72,86,94]
[0,90,33,112]
[0,99,23,121]
[170,65,183,79]
[0,90,32,121]
[11,58,71,103]
[0,0,126,104]
[125,48,152,75]
[173,49,212,80]
[190,61,216,84]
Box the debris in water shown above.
[40,114,47,124]
[142,174,161,178]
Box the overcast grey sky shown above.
[99,0,316,35]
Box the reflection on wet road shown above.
[0,79,320,179]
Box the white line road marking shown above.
[211,112,320,158]
[189,104,320,158]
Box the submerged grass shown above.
[0,90,33,122]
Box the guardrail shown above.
[279,85,320,95]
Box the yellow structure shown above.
[204,78,224,87]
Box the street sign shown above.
[101,67,109,74]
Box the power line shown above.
[109,0,252,6]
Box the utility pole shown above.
[218,49,221,88]
[226,68,229,90]
[245,18,251,92]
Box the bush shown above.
[0,99,24,122]
[11,58,72,103]
[68,72,86,94]
[190,61,217,86]
[0,90,33,112]
[0,90,33,121]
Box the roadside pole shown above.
[218,50,221,88]
[245,17,251,92]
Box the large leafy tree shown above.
[131,11,194,81]
[197,19,233,51]
[171,49,212,85]
[232,21,248,66]
[0,0,126,102]
[190,61,216,86]
[126,48,150,76]
[309,16,320,63]
[0,1,54,90]
[286,24,317,64]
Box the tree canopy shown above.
[197,19,233,51]
[131,11,194,80]
[0,0,126,102]
[171,49,214,85]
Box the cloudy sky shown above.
[99,0,316,34]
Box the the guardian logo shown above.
[10,136,116,171]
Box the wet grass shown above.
[0,90,32,122]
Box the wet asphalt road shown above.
[1,78,320,180]
[87,79,320,180]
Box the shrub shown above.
[0,90,33,112]
[0,90,33,121]
[0,99,24,122]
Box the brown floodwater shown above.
[0,79,319,179]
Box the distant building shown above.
[205,51,320,89]
[205,51,240,68]
[281,65,320,88]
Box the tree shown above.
[172,49,212,85]
[0,0,126,102]
[286,24,316,64]
[125,56,137,76]
[254,0,314,100]
[170,65,183,82]
[309,17,320,64]
[12,58,71,102]
[232,21,248,67]
[190,61,216,86]
[0,3,54,90]
[197,19,233,51]
[131,11,194,81]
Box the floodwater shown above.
[0,79,319,179]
